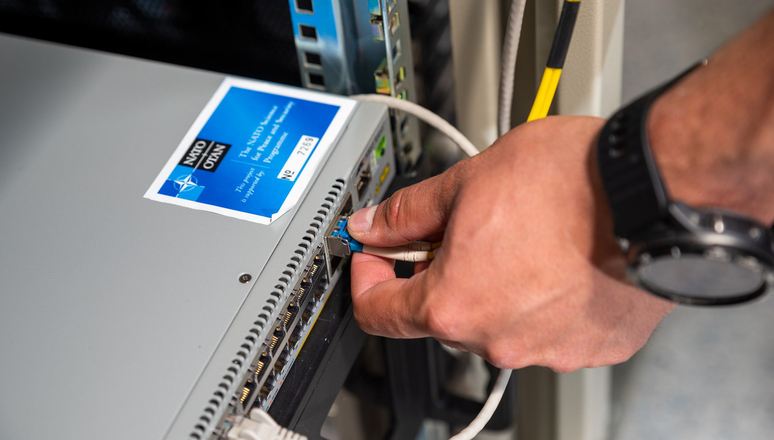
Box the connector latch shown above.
[325,218,363,258]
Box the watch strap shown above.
[597,62,704,239]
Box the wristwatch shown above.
[597,61,774,306]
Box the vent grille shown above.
[189,179,346,440]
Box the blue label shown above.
[146,78,356,224]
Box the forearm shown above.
[649,9,774,223]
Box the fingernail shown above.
[348,205,377,233]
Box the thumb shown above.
[347,167,463,246]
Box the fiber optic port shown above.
[356,163,372,201]
[324,192,354,276]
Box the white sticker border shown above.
[144,77,356,225]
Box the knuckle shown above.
[442,161,470,193]
[424,308,452,339]
[446,158,470,178]
[417,297,458,341]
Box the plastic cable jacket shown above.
[362,244,432,262]
[527,67,562,121]
[498,0,528,136]
[352,94,479,157]
[448,369,513,440]
[546,0,581,69]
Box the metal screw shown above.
[239,273,252,284]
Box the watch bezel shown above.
[625,204,774,305]
[628,241,773,306]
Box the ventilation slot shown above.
[189,180,348,439]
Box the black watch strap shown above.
[597,62,704,239]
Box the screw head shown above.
[239,273,252,284]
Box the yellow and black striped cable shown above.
[527,0,581,122]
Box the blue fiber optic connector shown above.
[330,218,363,253]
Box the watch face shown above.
[626,203,774,306]
[635,253,768,305]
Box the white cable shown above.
[362,244,433,262]
[352,94,479,157]
[498,0,527,137]
[227,409,308,440]
[449,369,513,440]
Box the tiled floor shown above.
[613,2,774,439]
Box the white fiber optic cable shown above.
[498,0,528,137]
[362,244,434,262]
[352,94,480,157]
[449,369,513,440]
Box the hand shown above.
[347,116,675,373]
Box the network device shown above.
[0,34,394,440]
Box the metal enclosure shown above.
[0,34,395,440]
[288,0,423,173]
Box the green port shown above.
[375,134,387,158]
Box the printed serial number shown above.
[278,135,319,182]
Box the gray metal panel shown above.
[169,105,393,440]
[0,34,389,440]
